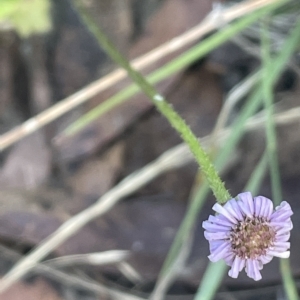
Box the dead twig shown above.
[0,245,145,300]
[43,250,129,267]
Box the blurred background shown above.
[0,0,300,299]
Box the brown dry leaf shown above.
[0,279,62,300]
[0,211,63,251]
[90,197,186,281]
[0,209,103,257]
[0,133,51,190]
[67,142,124,200]
[130,0,212,60]
[53,92,152,162]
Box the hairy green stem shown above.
[195,150,269,300]
[73,0,231,203]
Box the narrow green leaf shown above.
[194,261,227,300]
[280,259,299,300]
[261,19,299,300]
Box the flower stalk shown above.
[73,0,231,203]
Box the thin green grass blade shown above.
[161,182,210,275]
[261,20,282,204]
[280,259,299,300]
[63,0,287,137]
[245,151,269,193]
[215,16,300,170]
[194,261,227,300]
[261,20,299,300]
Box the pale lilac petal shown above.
[223,252,235,266]
[254,196,273,219]
[258,197,273,219]
[275,233,290,242]
[204,231,229,241]
[254,196,263,217]
[270,201,293,221]
[228,256,245,278]
[271,208,293,220]
[252,261,262,281]
[245,260,253,279]
[209,240,224,253]
[246,259,262,281]
[259,255,273,264]
[212,203,238,224]
[208,242,231,262]
[238,192,254,215]
[274,220,293,230]
[238,258,246,271]
[202,221,231,232]
[208,215,233,227]
[270,220,291,229]
[237,201,252,218]
[272,241,290,251]
[209,240,227,253]
[225,199,243,221]
[276,223,293,235]
[267,250,290,258]
[271,211,293,222]
[265,203,274,220]
[276,201,292,212]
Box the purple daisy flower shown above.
[203,192,293,281]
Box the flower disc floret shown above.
[230,217,275,259]
[203,192,293,281]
